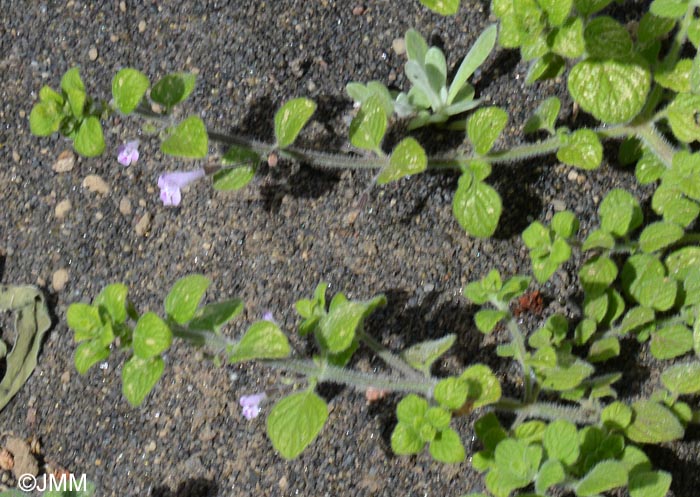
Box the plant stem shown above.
[494,397,601,425]
[357,329,426,381]
[264,359,438,397]
[634,123,677,169]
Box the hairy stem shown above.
[494,397,601,425]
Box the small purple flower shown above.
[239,392,267,420]
[157,168,206,207]
[262,311,275,323]
[117,140,140,166]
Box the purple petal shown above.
[157,169,205,207]
[117,140,140,166]
[239,392,266,420]
[262,311,275,322]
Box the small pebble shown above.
[144,441,156,453]
[135,212,151,236]
[60,371,70,384]
[52,269,69,291]
[88,47,98,61]
[352,5,365,15]
[119,1,126,12]
[552,199,566,211]
[119,197,132,215]
[53,150,75,173]
[138,20,146,33]
[392,38,406,55]
[82,175,110,194]
[567,170,578,181]
[12,151,20,163]
[55,199,72,219]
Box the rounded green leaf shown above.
[568,59,650,124]
[434,377,468,410]
[666,93,700,143]
[151,72,196,108]
[419,0,459,15]
[396,393,429,423]
[579,256,618,294]
[164,274,211,324]
[74,339,110,374]
[274,97,317,148]
[467,106,508,155]
[377,137,427,184]
[598,189,643,237]
[474,309,508,334]
[536,460,565,495]
[651,324,693,359]
[626,400,685,444]
[401,334,456,374]
[557,129,602,170]
[639,221,684,253]
[74,116,105,157]
[391,422,424,455]
[213,164,256,191]
[161,116,208,158]
[61,67,86,118]
[661,361,700,394]
[188,299,244,332]
[453,176,502,238]
[601,401,633,429]
[429,427,465,463]
[349,94,387,151]
[29,101,63,136]
[651,0,690,18]
[267,391,328,459]
[229,320,290,362]
[524,97,561,135]
[319,296,385,353]
[666,247,700,280]
[426,406,452,430]
[575,460,628,496]
[630,470,672,497]
[132,312,172,359]
[461,363,502,407]
[122,355,165,406]
[112,68,150,114]
[584,16,632,59]
[544,419,579,465]
[621,254,676,311]
[95,283,129,325]
[67,303,102,342]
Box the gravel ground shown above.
[1,1,698,496]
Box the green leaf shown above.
[626,400,685,443]
[539,0,572,25]
[267,391,328,459]
[475,309,508,334]
[29,101,63,136]
[629,471,672,497]
[467,107,509,155]
[556,129,602,170]
[575,460,628,496]
[67,303,103,342]
[650,324,693,359]
[598,189,643,238]
[568,59,650,124]
[112,68,150,114]
[579,256,618,294]
[448,25,497,103]
[74,116,105,157]
[650,0,690,18]
[150,72,196,108]
[164,274,211,324]
[213,164,256,191]
[544,419,579,465]
[602,401,633,430]
[274,97,317,148]
[582,229,615,251]
[377,137,427,184]
[652,185,700,227]
[497,275,531,302]
[391,422,424,455]
[453,176,502,238]
[551,17,585,58]
[61,67,86,118]
[349,94,387,152]
[588,336,620,362]
[538,355,595,391]
[188,299,244,332]
[461,364,502,407]
[573,0,613,15]
[429,427,465,463]
[318,295,386,353]
[493,438,540,492]
[661,361,700,394]
[121,355,164,406]
[434,377,468,410]
[132,312,172,359]
[397,393,429,423]
[405,28,428,63]
[94,283,129,325]
[667,93,700,142]
[636,150,666,184]
[74,339,110,374]
[639,221,684,253]
[584,16,632,59]
[161,116,208,158]
[666,246,700,280]
[524,97,560,134]
[401,334,456,374]
[655,59,692,93]
[638,12,677,42]
[621,254,677,311]
[229,320,290,362]
[536,459,566,495]
[419,0,460,15]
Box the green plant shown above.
[26,0,700,495]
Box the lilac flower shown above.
[157,168,206,207]
[117,140,140,166]
[239,392,267,420]
[262,311,275,323]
